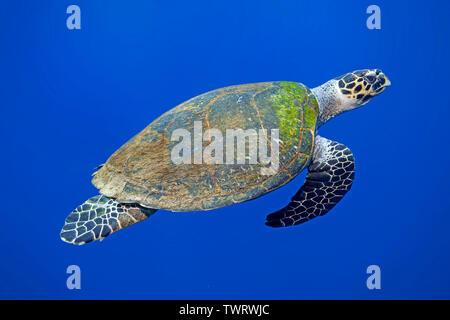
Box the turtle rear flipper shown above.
[265,136,355,227]
[60,195,157,245]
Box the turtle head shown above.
[312,69,391,127]
[337,69,391,106]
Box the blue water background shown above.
[1,0,449,299]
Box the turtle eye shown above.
[365,74,376,84]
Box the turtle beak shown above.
[384,75,391,87]
[371,71,391,94]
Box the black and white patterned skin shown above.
[265,136,355,227]
[60,195,157,245]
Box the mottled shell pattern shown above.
[92,82,319,211]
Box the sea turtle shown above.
[60,69,390,245]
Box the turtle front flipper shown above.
[60,195,157,245]
[265,136,355,227]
